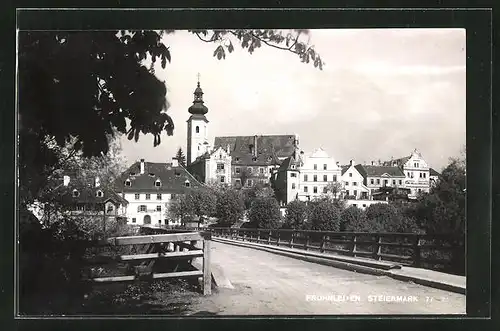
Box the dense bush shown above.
[340,205,366,232]
[214,187,245,226]
[284,200,309,230]
[308,198,342,231]
[247,196,281,229]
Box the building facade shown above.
[355,163,407,196]
[114,158,204,226]
[340,161,370,200]
[186,80,211,166]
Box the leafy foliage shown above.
[340,205,366,232]
[242,181,275,210]
[308,199,342,231]
[247,196,281,229]
[360,203,421,233]
[284,200,309,230]
[324,181,343,199]
[190,29,325,70]
[214,187,245,226]
[184,188,217,225]
[175,147,186,167]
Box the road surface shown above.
[187,241,466,315]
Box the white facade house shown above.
[189,146,233,186]
[114,158,204,226]
[385,149,431,199]
[341,161,370,200]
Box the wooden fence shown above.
[85,227,212,295]
[201,227,464,274]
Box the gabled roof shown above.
[278,155,301,172]
[429,168,440,176]
[115,161,204,193]
[355,164,406,178]
[382,156,410,167]
[341,166,350,176]
[54,181,128,206]
[213,134,296,166]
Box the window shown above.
[392,180,396,185]
[323,175,328,182]
[313,175,317,182]
[346,190,350,196]
[323,164,327,170]
[349,173,352,177]
[304,174,308,181]
[354,190,357,196]
[156,205,161,212]
[333,175,337,182]
[157,194,162,200]
[423,173,426,178]
[313,186,318,193]
[247,167,253,173]
[235,167,240,174]
[291,165,296,169]
[304,186,308,193]
[345,182,349,186]
[252,157,257,161]
[290,173,297,178]
[217,163,225,170]
[292,183,296,189]
[353,204,357,207]
[376,179,380,184]
[185,181,191,187]
[72,189,80,197]
[76,204,84,211]
[220,176,225,183]
[96,190,103,197]
[235,157,240,162]
[175,172,180,177]
[195,126,199,133]
[353,182,357,186]
[155,179,161,187]
[125,180,131,186]
[158,220,161,224]
[139,205,147,212]
[132,218,136,223]
[146,194,151,200]
[235,179,241,185]
[259,167,264,174]
[323,187,328,193]
[247,179,253,187]
[314,164,317,170]
[171,194,177,199]
[135,194,140,200]
[362,204,366,208]
[399,180,402,185]
[370,179,374,185]
[384,180,388,186]
[414,162,419,168]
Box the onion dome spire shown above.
[188,73,208,115]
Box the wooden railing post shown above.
[373,235,382,261]
[352,234,357,257]
[413,235,421,268]
[203,235,212,295]
[257,229,261,243]
[277,231,281,246]
[304,232,309,251]
[243,230,247,242]
[320,234,326,253]
[268,230,272,245]
[290,231,294,248]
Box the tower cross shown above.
[197,72,201,83]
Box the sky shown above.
[119,29,466,172]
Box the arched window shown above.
[125,179,131,186]
[72,189,80,197]
[96,190,103,197]
[195,126,199,133]
[155,179,161,187]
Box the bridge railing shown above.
[85,226,212,295]
[197,227,463,273]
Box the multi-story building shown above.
[354,162,407,196]
[185,77,297,187]
[383,149,431,199]
[274,148,342,205]
[114,158,204,226]
[429,168,441,188]
[48,174,128,226]
[340,160,370,200]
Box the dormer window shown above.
[155,179,161,187]
[125,179,131,186]
[252,157,257,162]
[235,157,240,162]
[96,190,103,198]
[72,189,80,197]
[130,172,136,176]
[175,172,181,177]
[291,165,296,169]
[149,173,155,177]
[185,180,191,187]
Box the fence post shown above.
[243,230,247,242]
[268,230,272,245]
[257,229,261,244]
[304,232,309,251]
[277,231,281,246]
[320,234,326,253]
[290,231,294,248]
[373,235,381,260]
[203,235,212,295]
[413,235,421,268]
[352,234,357,257]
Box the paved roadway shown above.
[188,241,466,315]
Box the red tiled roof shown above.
[355,164,406,178]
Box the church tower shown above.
[187,75,210,166]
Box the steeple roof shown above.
[188,77,209,115]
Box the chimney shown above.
[227,143,231,154]
[350,159,354,166]
[253,135,258,157]
[63,175,70,186]
[94,176,100,188]
[172,158,179,167]
[371,161,374,166]
[140,159,145,174]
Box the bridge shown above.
[134,226,466,315]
